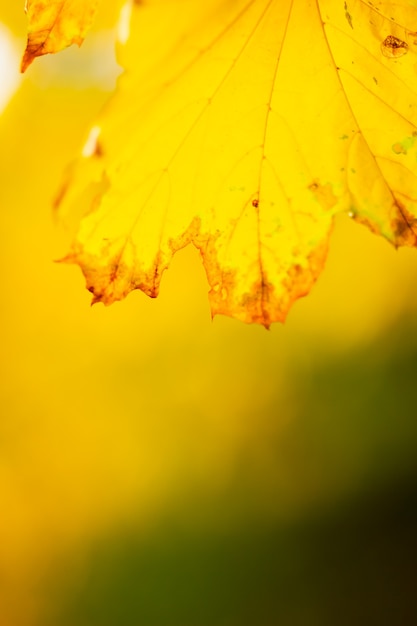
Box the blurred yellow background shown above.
[1,3,417,625]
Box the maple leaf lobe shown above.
[21,0,100,72]
[53,0,417,325]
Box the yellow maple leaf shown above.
[21,0,100,72]
[56,0,417,326]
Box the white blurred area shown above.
[0,22,21,114]
[26,29,122,89]
[0,21,121,105]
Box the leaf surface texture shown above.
[56,0,417,325]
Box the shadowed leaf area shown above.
[49,0,417,326]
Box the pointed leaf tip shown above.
[21,0,100,72]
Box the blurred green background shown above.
[1,3,417,625]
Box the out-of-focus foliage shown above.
[1,2,417,626]
[21,0,100,72]
[52,0,417,325]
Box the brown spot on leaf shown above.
[391,199,417,246]
[92,140,103,157]
[239,276,276,329]
[381,35,408,58]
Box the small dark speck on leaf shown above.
[344,2,353,28]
